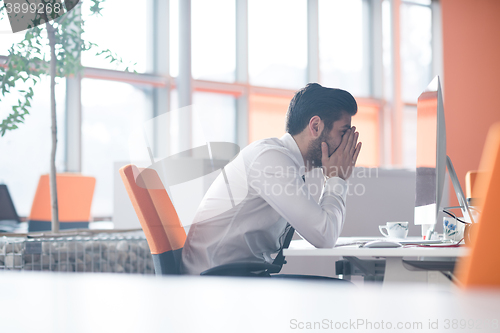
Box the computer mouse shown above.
[361,240,403,248]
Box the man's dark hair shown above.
[285,83,357,136]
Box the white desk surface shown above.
[1,272,499,333]
[285,238,469,257]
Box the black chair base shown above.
[201,262,282,276]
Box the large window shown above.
[0,0,440,218]
[400,2,432,102]
[382,0,393,102]
[0,13,23,54]
[170,0,179,78]
[193,92,236,143]
[248,0,307,89]
[192,0,236,82]
[81,0,148,73]
[319,0,369,97]
[0,33,24,56]
[400,0,433,168]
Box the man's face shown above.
[306,112,352,168]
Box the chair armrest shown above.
[200,262,282,276]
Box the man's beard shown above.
[305,130,329,168]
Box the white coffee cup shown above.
[443,216,465,241]
[379,222,409,239]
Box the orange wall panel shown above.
[441,0,500,204]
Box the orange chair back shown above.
[119,165,186,255]
[457,122,500,288]
[28,174,95,231]
[465,170,485,199]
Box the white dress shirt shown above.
[180,133,348,275]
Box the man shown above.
[181,83,362,275]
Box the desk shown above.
[284,238,468,285]
[1,272,499,333]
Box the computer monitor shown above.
[414,76,475,236]
[414,76,446,233]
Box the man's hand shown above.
[321,127,362,180]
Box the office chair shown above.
[456,122,500,288]
[119,164,283,276]
[465,170,484,199]
[28,174,95,232]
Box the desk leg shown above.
[383,257,428,285]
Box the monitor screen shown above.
[414,76,446,226]
[0,184,20,222]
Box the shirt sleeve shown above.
[248,149,348,248]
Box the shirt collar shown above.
[280,133,306,176]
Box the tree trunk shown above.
[47,22,59,233]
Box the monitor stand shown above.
[446,155,475,223]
